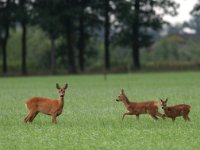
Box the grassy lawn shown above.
[0,72,200,150]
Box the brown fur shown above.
[116,89,164,121]
[160,98,191,122]
[24,83,68,124]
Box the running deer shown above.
[24,83,68,124]
[116,89,164,121]
[160,98,191,122]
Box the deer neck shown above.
[58,96,64,107]
[162,106,169,114]
[122,97,130,109]
[162,106,167,110]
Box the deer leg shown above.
[151,115,159,120]
[172,117,176,122]
[52,113,57,124]
[186,116,191,121]
[136,114,139,121]
[156,112,165,119]
[24,110,34,123]
[183,116,187,121]
[29,112,39,122]
[122,112,133,121]
[24,111,31,123]
[183,115,191,121]
[185,110,191,121]
[25,110,35,123]
[162,114,166,119]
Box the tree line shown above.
[2,0,196,75]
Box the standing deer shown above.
[24,83,68,124]
[160,98,191,122]
[116,89,164,121]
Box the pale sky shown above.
[164,0,198,25]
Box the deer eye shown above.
[60,89,65,93]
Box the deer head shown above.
[116,89,126,102]
[160,98,168,109]
[56,83,68,98]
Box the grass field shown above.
[0,72,200,150]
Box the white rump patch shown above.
[25,104,28,109]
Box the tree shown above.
[190,1,200,36]
[132,0,140,69]
[104,0,110,71]
[77,0,87,72]
[0,0,12,74]
[0,1,3,54]
[93,0,112,71]
[58,0,79,73]
[114,0,179,69]
[16,0,30,75]
[77,0,103,72]
[191,0,200,15]
[32,0,62,74]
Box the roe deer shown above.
[24,83,68,124]
[116,89,164,121]
[160,98,191,122]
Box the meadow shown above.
[0,72,200,150]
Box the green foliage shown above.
[113,0,179,47]
[5,27,50,71]
[141,34,200,64]
[2,0,200,72]
[5,26,200,72]
[184,15,200,35]
[110,46,131,68]
[191,0,200,15]
[0,72,200,149]
[31,0,63,39]
[4,26,104,72]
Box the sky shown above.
[164,0,198,25]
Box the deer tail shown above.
[25,103,28,109]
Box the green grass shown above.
[0,72,200,150]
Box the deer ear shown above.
[64,84,68,89]
[165,98,168,102]
[160,99,163,102]
[121,89,124,94]
[56,83,60,89]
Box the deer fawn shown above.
[116,89,164,121]
[24,83,68,124]
[160,98,191,122]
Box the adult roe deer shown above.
[116,89,164,121]
[160,98,191,122]
[24,83,68,124]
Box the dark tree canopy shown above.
[0,0,181,74]
[113,0,179,69]
[0,0,16,73]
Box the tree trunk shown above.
[2,27,9,74]
[132,0,140,69]
[50,38,56,74]
[21,20,27,75]
[104,0,110,71]
[66,19,76,73]
[78,0,85,72]
[2,0,10,74]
